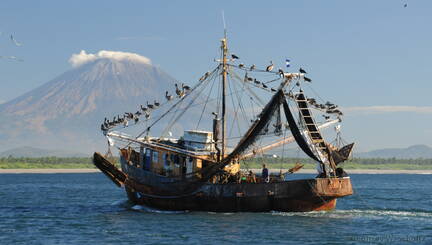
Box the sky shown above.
[0,0,431,152]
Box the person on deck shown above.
[248,170,256,183]
[262,164,269,183]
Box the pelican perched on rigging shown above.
[182,83,191,91]
[165,91,173,101]
[199,71,210,81]
[175,83,184,97]
[278,69,284,77]
[154,100,160,107]
[299,67,307,74]
[147,101,154,109]
[266,61,274,72]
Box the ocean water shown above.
[0,173,431,245]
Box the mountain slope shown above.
[0,54,178,153]
[0,146,88,157]
[356,145,432,159]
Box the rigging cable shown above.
[133,66,219,140]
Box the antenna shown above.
[221,10,227,38]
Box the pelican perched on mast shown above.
[266,61,274,72]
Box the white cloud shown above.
[342,106,432,115]
[69,50,152,67]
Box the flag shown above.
[285,59,290,68]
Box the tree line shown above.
[242,157,432,166]
[1,156,431,165]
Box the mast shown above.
[221,37,228,159]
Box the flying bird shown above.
[0,56,23,61]
[10,35,22,46]
[404,3,407,7]
[299,67,307,74]
[231,54,239,59]
[266,61,274,72]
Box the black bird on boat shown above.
[304,76,312,82]
[165,91,173,101]
[182,83,191,91]
[266,61,274,72]
[175,83,184,97]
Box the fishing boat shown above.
[93,33,355,212]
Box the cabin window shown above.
[186,157,193,174]
[163,153,169,167]
[181,157,187,175]
[170,154,179,165]
[144,148,151,170]
[139,146,144,168]
[152,151,159,164]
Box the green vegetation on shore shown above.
[240,157,432,170]
[0,157,94,169]
[1,156,432,170]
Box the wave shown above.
[110,199,130,206]
[130,204,188,214]
[271,209,432,219]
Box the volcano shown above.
[0,51,178,154]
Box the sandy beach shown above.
[0,168,431,174]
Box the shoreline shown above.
[0,168,431,174]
